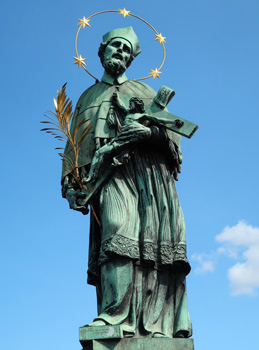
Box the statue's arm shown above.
[130,120,182,181]
[86,121,151,182]
[132,112,183,181]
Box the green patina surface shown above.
[80,325,123,341]
[61,26,197,343]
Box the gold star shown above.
[149,68,162,79]
[77,16,90,28]
[73,55,86,68]
[118,8,131,18]
[155,33,166,44]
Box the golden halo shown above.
[74,9,166,81]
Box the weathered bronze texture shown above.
[61,26,197,341]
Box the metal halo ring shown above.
[74,9,166,81]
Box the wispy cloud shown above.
[191,253,215,274]
[191,221,259,296]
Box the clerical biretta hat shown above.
[102,26,141,58]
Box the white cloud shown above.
[191,221,259,296]
[216,221,259,296]
[215,220,259,247]
[191,253,215,274]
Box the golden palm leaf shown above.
[41,83,92,182]
[41,84,101,226]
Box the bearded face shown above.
[102,38,132,77]
[102,57,127,76]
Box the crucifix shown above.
[144,85,198,139]
[79,85,198,205]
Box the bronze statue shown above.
[60,26,195,339]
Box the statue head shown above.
[129,97,145,113]
[98,26,141,76]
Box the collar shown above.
[101,71,128,85]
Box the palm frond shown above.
[78,122,92,148]
[42,84,100,225]
[41,83,92,182]
[73,118,90,143]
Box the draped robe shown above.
[62,72,192,337]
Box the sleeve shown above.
[148,124,183,180]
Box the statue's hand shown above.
[65,188,89,215]
[88,143,114,182]
[116,121,151,144]
[112,92,127,113]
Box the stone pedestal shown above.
[81,338,194,350]
[80,325,194,350]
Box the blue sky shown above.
[1,1,259,349]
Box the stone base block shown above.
[80,325,123,341]
[81,338,194,350]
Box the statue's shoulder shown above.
[76,81,106,108]
[127,80,157,94]
[121,80,157,99]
